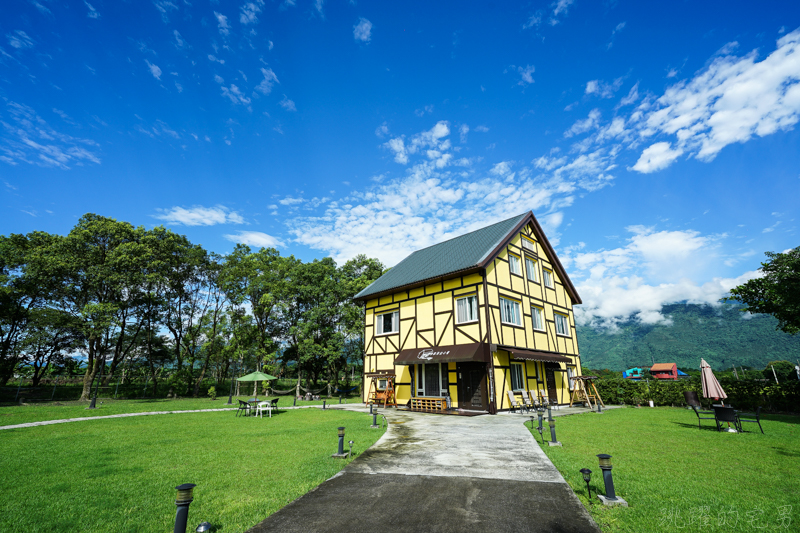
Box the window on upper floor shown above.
[555,313,570,336]
[521,236,536,252]
[510,363,524,391]
[531,305,544,331]
[456,294,478,324]
[525,257,538,283]
[376,310,399,335]
[509,253,521,276]
[543,268,554,288]
[499,297,522,326]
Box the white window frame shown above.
[416,363,447,397]
[555,313,570,337]
[525,257,538,282]
[567,368,575,391]
[376,310,399,335]
[499,297,522,326]
[510,362,525,391]
[543,269,554,288]
[456,294,478,324]
[531,306,544,331]
[509,254,522,276]
[521,236,536,252]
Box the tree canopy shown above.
[0,214,384,398]
[724,247,800,335]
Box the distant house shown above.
[623,367,645,380]
[650,363,678,380]
[353,211,583,413]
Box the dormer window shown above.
[521,236,536,252]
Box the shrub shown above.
[207,386,217,400]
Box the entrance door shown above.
[456,362,486,410]
[424,364,441,397]
[546,369,559,405]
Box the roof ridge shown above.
[404,212,528,255]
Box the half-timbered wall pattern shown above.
[361,220,582,411]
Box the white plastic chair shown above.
[255,401,272,418]
[520,390,535,412]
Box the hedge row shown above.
[592,377,800,413]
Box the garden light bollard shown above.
[537,408,544,432]
[580,468,592,499]
[369,403,373,415]
[597,402,603,413]
[547,406,553,422]
[596,454,628,507]
[195,522,211,532]
[174,483,196,533]
[337,427,345,455]
[371,410,379,428]
[323,400,326,410]
[548,418,562,447]
[293,396,297,406]
[348,440,354,457]
[339,396,342,404]
[536,424,544,443]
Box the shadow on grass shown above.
[671,421,719,431]
[771,446,800,457]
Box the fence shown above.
[592,377,800,413]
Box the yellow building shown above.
[354,211,583,414]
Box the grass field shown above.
[0,395,360,426]
[0,407,383,532]
[529,407,799,532]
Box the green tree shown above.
[0,231,63,385]
[762,360,799,383]
[724,247,800,335]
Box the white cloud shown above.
[354,18,372,42]
[240,0,264,24]
[0,101,100,169]
[415,105,434,117]
[279,95,296,111]
[254,68,279,94]
[214,74,224,84]
[221,84,251,106]
[607,21,625,49]
[314,0,324,16]
[565,109,601,138]
[459,124,469,143]
[145,60,162,80]
[474,125,489,132]
[224,231,283,248]
[85,1,100,18]
[631,142,683,173]
[214,11,231,36]
[375,122,389,138]
[549,0,574,25]
[173,30,187,49]
[153,1,178,22]
[633,28,800,168]
[564,225,759,328]
[618,82,639,106]
[154,205,245,226]
[523,12,542,30]
[585,77,623,98]
[384,121,451,165]
[7,31,34,49]
[516,65,535,86]
[208,54,225,64]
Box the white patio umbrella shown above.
[700,359,727,404]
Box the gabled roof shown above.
[651,363,677,372]
[354,211,581,304]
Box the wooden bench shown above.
[410,397,447,413]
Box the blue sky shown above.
[2,0,799,328]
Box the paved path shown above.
[247,406,602,533]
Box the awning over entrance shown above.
[395,342,488,365]
[503,347,572,364]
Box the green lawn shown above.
[0,395,361,426]
[528,407,799,532]
[0,408,384,532]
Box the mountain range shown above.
[576,303,800,372]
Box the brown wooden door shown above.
[456,362,486,410]
[546,369,558,405]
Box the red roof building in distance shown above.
[650,363,678,380]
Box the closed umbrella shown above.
[700,359,727,404]
[237,371,278,402]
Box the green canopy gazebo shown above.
[237,371,277,401]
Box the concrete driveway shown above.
[246,407,601,533]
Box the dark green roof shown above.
[354,213,528,301]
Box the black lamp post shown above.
[337,427,345,455]
[323,400,326,410]
[174,483,196,533]
[371,409,379,428]
[597,401,603,413]
[293,396,297,406]
[226,359,235,405]
[548,418,561,446]
[580,468,592,499]
[595,454,627,506]
[536,424,544,443]
[537,407,544,432]
[369,403,373,415]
